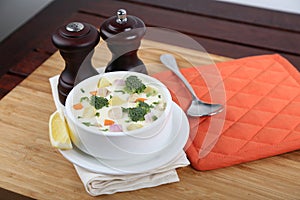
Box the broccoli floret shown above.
[137,101,152,112]
[126,101,152,122]
[90,95,108,110]
[124,76,146,94]
[128,107,147,122]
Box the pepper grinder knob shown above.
[100,9,147,74]
[52,22,100,105]
[117,9,127,24]
[65,22,85,32]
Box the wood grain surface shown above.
[0,39,299,200]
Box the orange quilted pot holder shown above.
[153,54,300,170]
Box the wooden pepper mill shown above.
[100,9,147,74]
[52,22,100,105]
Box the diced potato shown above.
[97,77,111,88]
[144,86,157,96]
[109,96,126,106]
[127,123,143,131]
[82,106,96,118]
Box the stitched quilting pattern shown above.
[154,54,300,170]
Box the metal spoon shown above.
[160,54,224,117]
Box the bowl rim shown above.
[65,71,172,137]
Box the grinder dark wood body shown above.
[100,9,147,74]
[52,22,100,105]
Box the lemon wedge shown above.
[49,111,72,150]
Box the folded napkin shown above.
[154,54,300,170]
[75,151,189,196]
[49,75,190,196]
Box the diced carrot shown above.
[135,98,147,102]
[89,90,97,96]
[104,119,115,126]
[73,103,83,110]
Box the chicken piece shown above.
[128,93,140,103]
[97,87,110,97]
[108,107,123,119]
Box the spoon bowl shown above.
[160,54,224,117]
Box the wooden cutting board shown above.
[0,39,299,200]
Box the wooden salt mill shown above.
[100,9,147,74]
[52,22,100,105]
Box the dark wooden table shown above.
[1,0,300,199]
[1,0,300,101]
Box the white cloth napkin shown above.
[49,75,190,196]
[75,151,189,196]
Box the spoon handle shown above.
[160,54,199,101]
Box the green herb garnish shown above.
[82,122,92,127]
[80,96,89,102]
[114,90,125,94]
[152,115,158,121]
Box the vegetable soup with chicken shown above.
[71,75,167,132]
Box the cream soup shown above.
[71,75,167,132]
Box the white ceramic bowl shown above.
[65,71,174,160]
